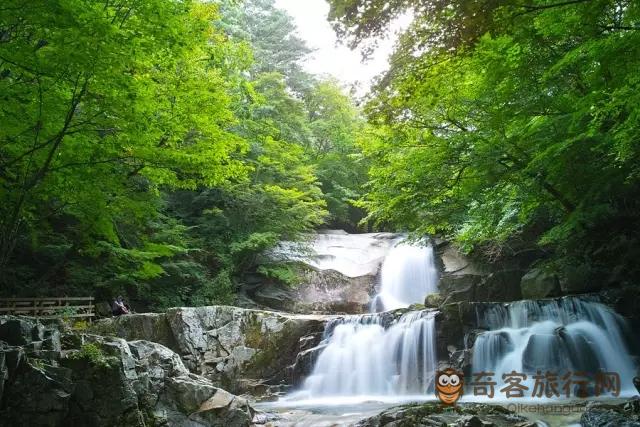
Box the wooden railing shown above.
[0,297,94,321]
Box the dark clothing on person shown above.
[112,299,129,316]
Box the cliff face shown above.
[251,231,399,314]
[89,306,330,395]
[0,316,256,427]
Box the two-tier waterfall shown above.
[281,232,638,406]
[294,240,440,399]
[303,311,437,397]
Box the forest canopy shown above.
[2,0,639,306]
[0,0,367,308]
[330,0,640,282]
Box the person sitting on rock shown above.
[112,296,130,316]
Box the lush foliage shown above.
[333,0,640,279]
[0,0,366,308]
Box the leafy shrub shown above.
[69,343,110,368]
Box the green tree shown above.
[306,79,368,229]
[218,0,314,94]
[0,0,246,293]
[336,0,640,278]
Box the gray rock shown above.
[356,402,526,427]
[581,399,640,426]
[456,415,483,427]
[43,328,62,352]
[521,267,560,299]
[424,293,445,308]
[0,317,256,427]
[560,263,601,294]
[90,312,177,350]
[250,267,377,314]
[0,344,23,403]
[164,375,254,426]
[0,317,35,346]
[94,302,113,318]
[90,306,328,395]
[437,243,486,276]
[3,361,74,426]
[289,343,326,385]
[478,270,524,302]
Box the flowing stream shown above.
[273,231,637,424]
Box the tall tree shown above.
[334,0,640,277]
[0,0,246,291]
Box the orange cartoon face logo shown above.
[435,368,464,405]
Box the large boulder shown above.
[435,302,484,374]
[258,231,399,313]
[2,362,74,426]
[438,274,483,304]
[0,317,39,346]
[126,339,254,427]
[599,285,640,328]
[581,399,640,427]
[355,402,530,427]
[436,241,486,277]
[0,316,258,427]
[91,306,329,394]
[477,270,525,302]
[560,263,602,294]
[520,267,561,299]
[249,268,375,314]
[435,242,526,304]
[90,312,176,349]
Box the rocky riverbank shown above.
[89,306,330,396]
[3,233,640,426]
[0,316,257,426]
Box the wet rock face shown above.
[355,402,531,427]
[434,241,528,305]
[520,267,561,299]
[581,398,640,427]
[251,268,376,314]
[256,231,400,314]
[287,332,325,387]
[0,316,257,427]
[91,306,329,394]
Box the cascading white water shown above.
[293,240,440,399]
[301,311,437,397]
[472,297,638,397]
[376,242,439,311]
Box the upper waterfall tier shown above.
[377,242,439,311]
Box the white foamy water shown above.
[280,232,637,410]
[376,242,439,311]
[284,238,441,399]
[472,297,638,397]
[293,311,437,399]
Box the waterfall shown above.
[472,297,637,396]
[301,311,437,397]
[293,240,440,399]
[376,241,439,311]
